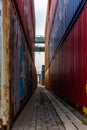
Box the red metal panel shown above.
[81,9,86,108]
[77,15,82,104]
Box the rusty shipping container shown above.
[0,0,36,129]
[14,0,35,61]
[45,0,87,114]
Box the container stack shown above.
[0,0,36,129]
[45,0,58,89]
[45,0,87,115]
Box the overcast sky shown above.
[34,0,48,36]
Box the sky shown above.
[34,0,47,75]
[34,0,48,36]
[35,52,45,74]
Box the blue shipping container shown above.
[49,0,82,61]
[42,65,45,71]
[41,71,45,79]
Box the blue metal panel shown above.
[42,65,45,71]
[50,0,86,61]
[19,43,26,100]
[41,71,45,79]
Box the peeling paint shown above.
[0,1,36,129]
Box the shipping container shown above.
[41,71,45,79]
[0,0,36,129]
[42,65,45,71]
[45,0,87,115]
[49,0,86,61]
[45,68,50,90]
[45,0,58,71]
[45,44,50,70]
[40,66,45,85]
[40,79,45,86]
[14,0,35,61]
[41,65,45,79]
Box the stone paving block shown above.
[41,127,48,130]
[47,124,52,127]
[17,126,25,130]
[29,128,35,130]
[11,128,18,130]
[36,127,42,130]
[58,125,65,130]
[48,126,58,130]
[23,126,30,130]
[31,123,36,127]
[36,126,42,128]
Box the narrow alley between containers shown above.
[0,0,87,130]
[11,85,87,130]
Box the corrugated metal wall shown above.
[45,0,87,114]
[14,0,35,61]
[0,0,37,129]
[45,0,58,89]
[45,0,58,70]
[50,0,82,61]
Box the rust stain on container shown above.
[1,0,12,128]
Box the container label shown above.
[0,0,2,116]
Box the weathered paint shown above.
[1,0,11,128]
[0,0,36,129]
[45,0,58,70]
[19,43,26,100]
[49,0,84,61]
[0,0,2,119]
[14,0,35,61]
[11,5,20,117]
[11,0,36,118]
[45,69,50,90]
